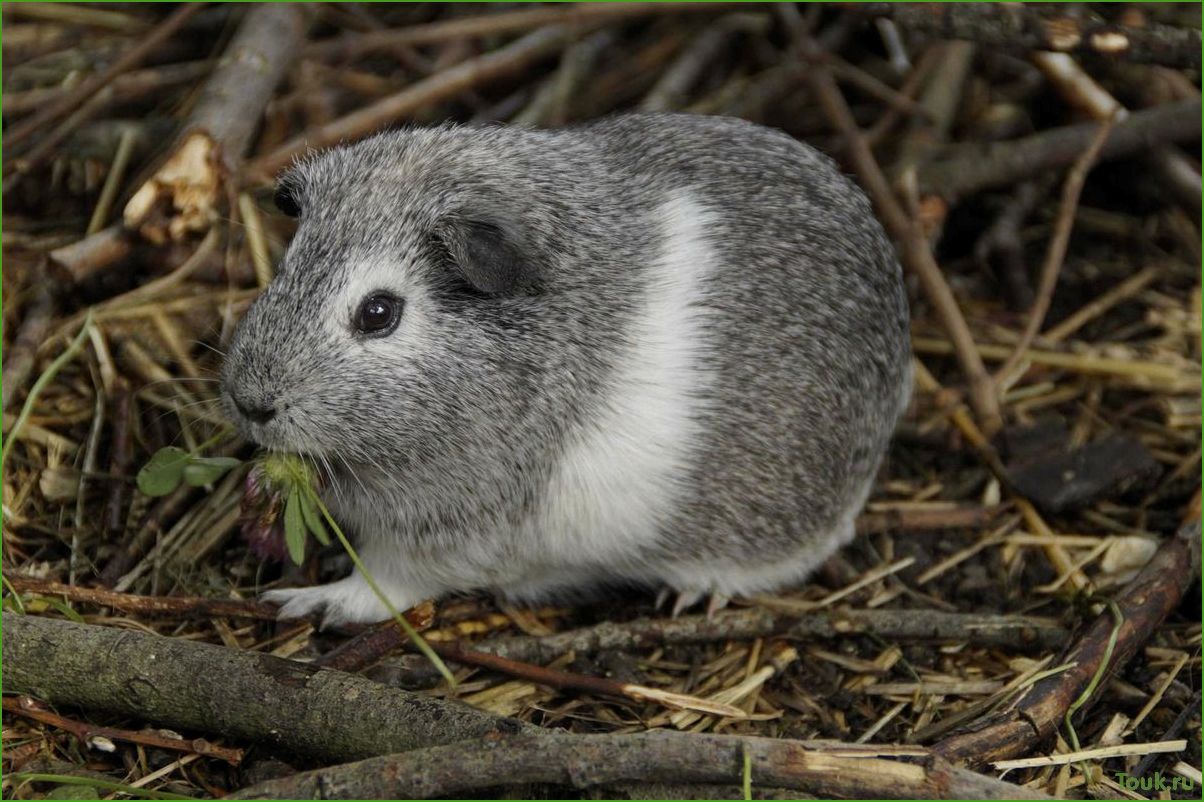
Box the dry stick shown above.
[1,283,56,412]
[372,607,1068,687]
[101,379,134,538]
[640,13,769,111]
[2,60,212,117]
[855,503,1009,535]
[5,574,276,621]
[428,642,747,719]
[3,612,529,764]
[799,38,1003,436]
[47,225,135,286]
[2,696,244,766]
[124,3,313,244]
[1033,52,1201,212]
[933,518,1202,769]
[307,2,732,61]
[973,179,1053,311]
[993,116,1116,385]
[862,2,1202,68]
[228,730,1050,800]
[3,3,203,150]
[249,25,578,180]
[1042,264,1161,344]
[916,100,1201,201]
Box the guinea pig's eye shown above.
[353,293,403,336]
[274,183,300,217]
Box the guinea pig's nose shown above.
[234,396,277,424]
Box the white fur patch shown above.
[524,191,719,587]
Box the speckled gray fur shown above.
[222,113,911,626]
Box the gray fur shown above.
[222,113,911,626]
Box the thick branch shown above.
[249,25,575,179]
[934,519,1202,768]
[917,100,1201,201]
[864,3,1201,68]
[2,613,525,764]
[123,4,313,243]
[229,731,1050,800]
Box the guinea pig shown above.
[221,113,911,627]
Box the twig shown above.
[1033,51,1200,212]
[47,226,135,286]
[375,607,1068,687]
[430,640,747,718]
[2,696,244,765]
[228,730,1050,800]
[933,517,1202,769]
[916,100,1201,201]
[855,503,1009,535]
[249,26,578,179]
[993,115,1116,384]
[2,3,203,162]
[123,4,313,243]
[863,3,1202,68]
[306,2,732,61]
[973,179,1052,311]
[799,35,1003,435]
[2,61,211,117]
[3,612,529,764]
[640,13,768,111]
[1,283,56,412]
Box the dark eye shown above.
[354,293,403,336]
[274,183,300,217]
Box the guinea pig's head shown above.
[221,130,555,469]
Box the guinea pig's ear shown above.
[433,215,535,295]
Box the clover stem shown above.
[307,487,456,687]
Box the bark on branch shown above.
[933,519,1202,768]
[2,612,525,764]
[229,730,1050,800]
[916,100,1201,201]
[123,4,313,243]
[864,3,1202,68]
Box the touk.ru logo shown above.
[1114,771,1195,793]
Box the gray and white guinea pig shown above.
[222,113,912,627]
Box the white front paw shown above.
[263,573,420,629]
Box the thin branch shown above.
[933,517,1202,769]
[2,696,244,765]
[993,115,1116,383]
[228,730,1051,800]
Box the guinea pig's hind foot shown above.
[656,588,730,619]
[263,574,418,630]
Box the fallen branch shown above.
[0,282,56,412]
[2,612,525,764]
[124,4,313,243]
[993,115,1115,383]
[799,34,1003,435]
[863,3,1202,68]
[2,695,244,765]
[306,2,731,62]
[228,730,1050,800]
[2,3,204,189]
[47,225,135,285]
[248,25,579,179]
[916,100,1201,201]
[372,607,1068,686]
[933,518,1202,769]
